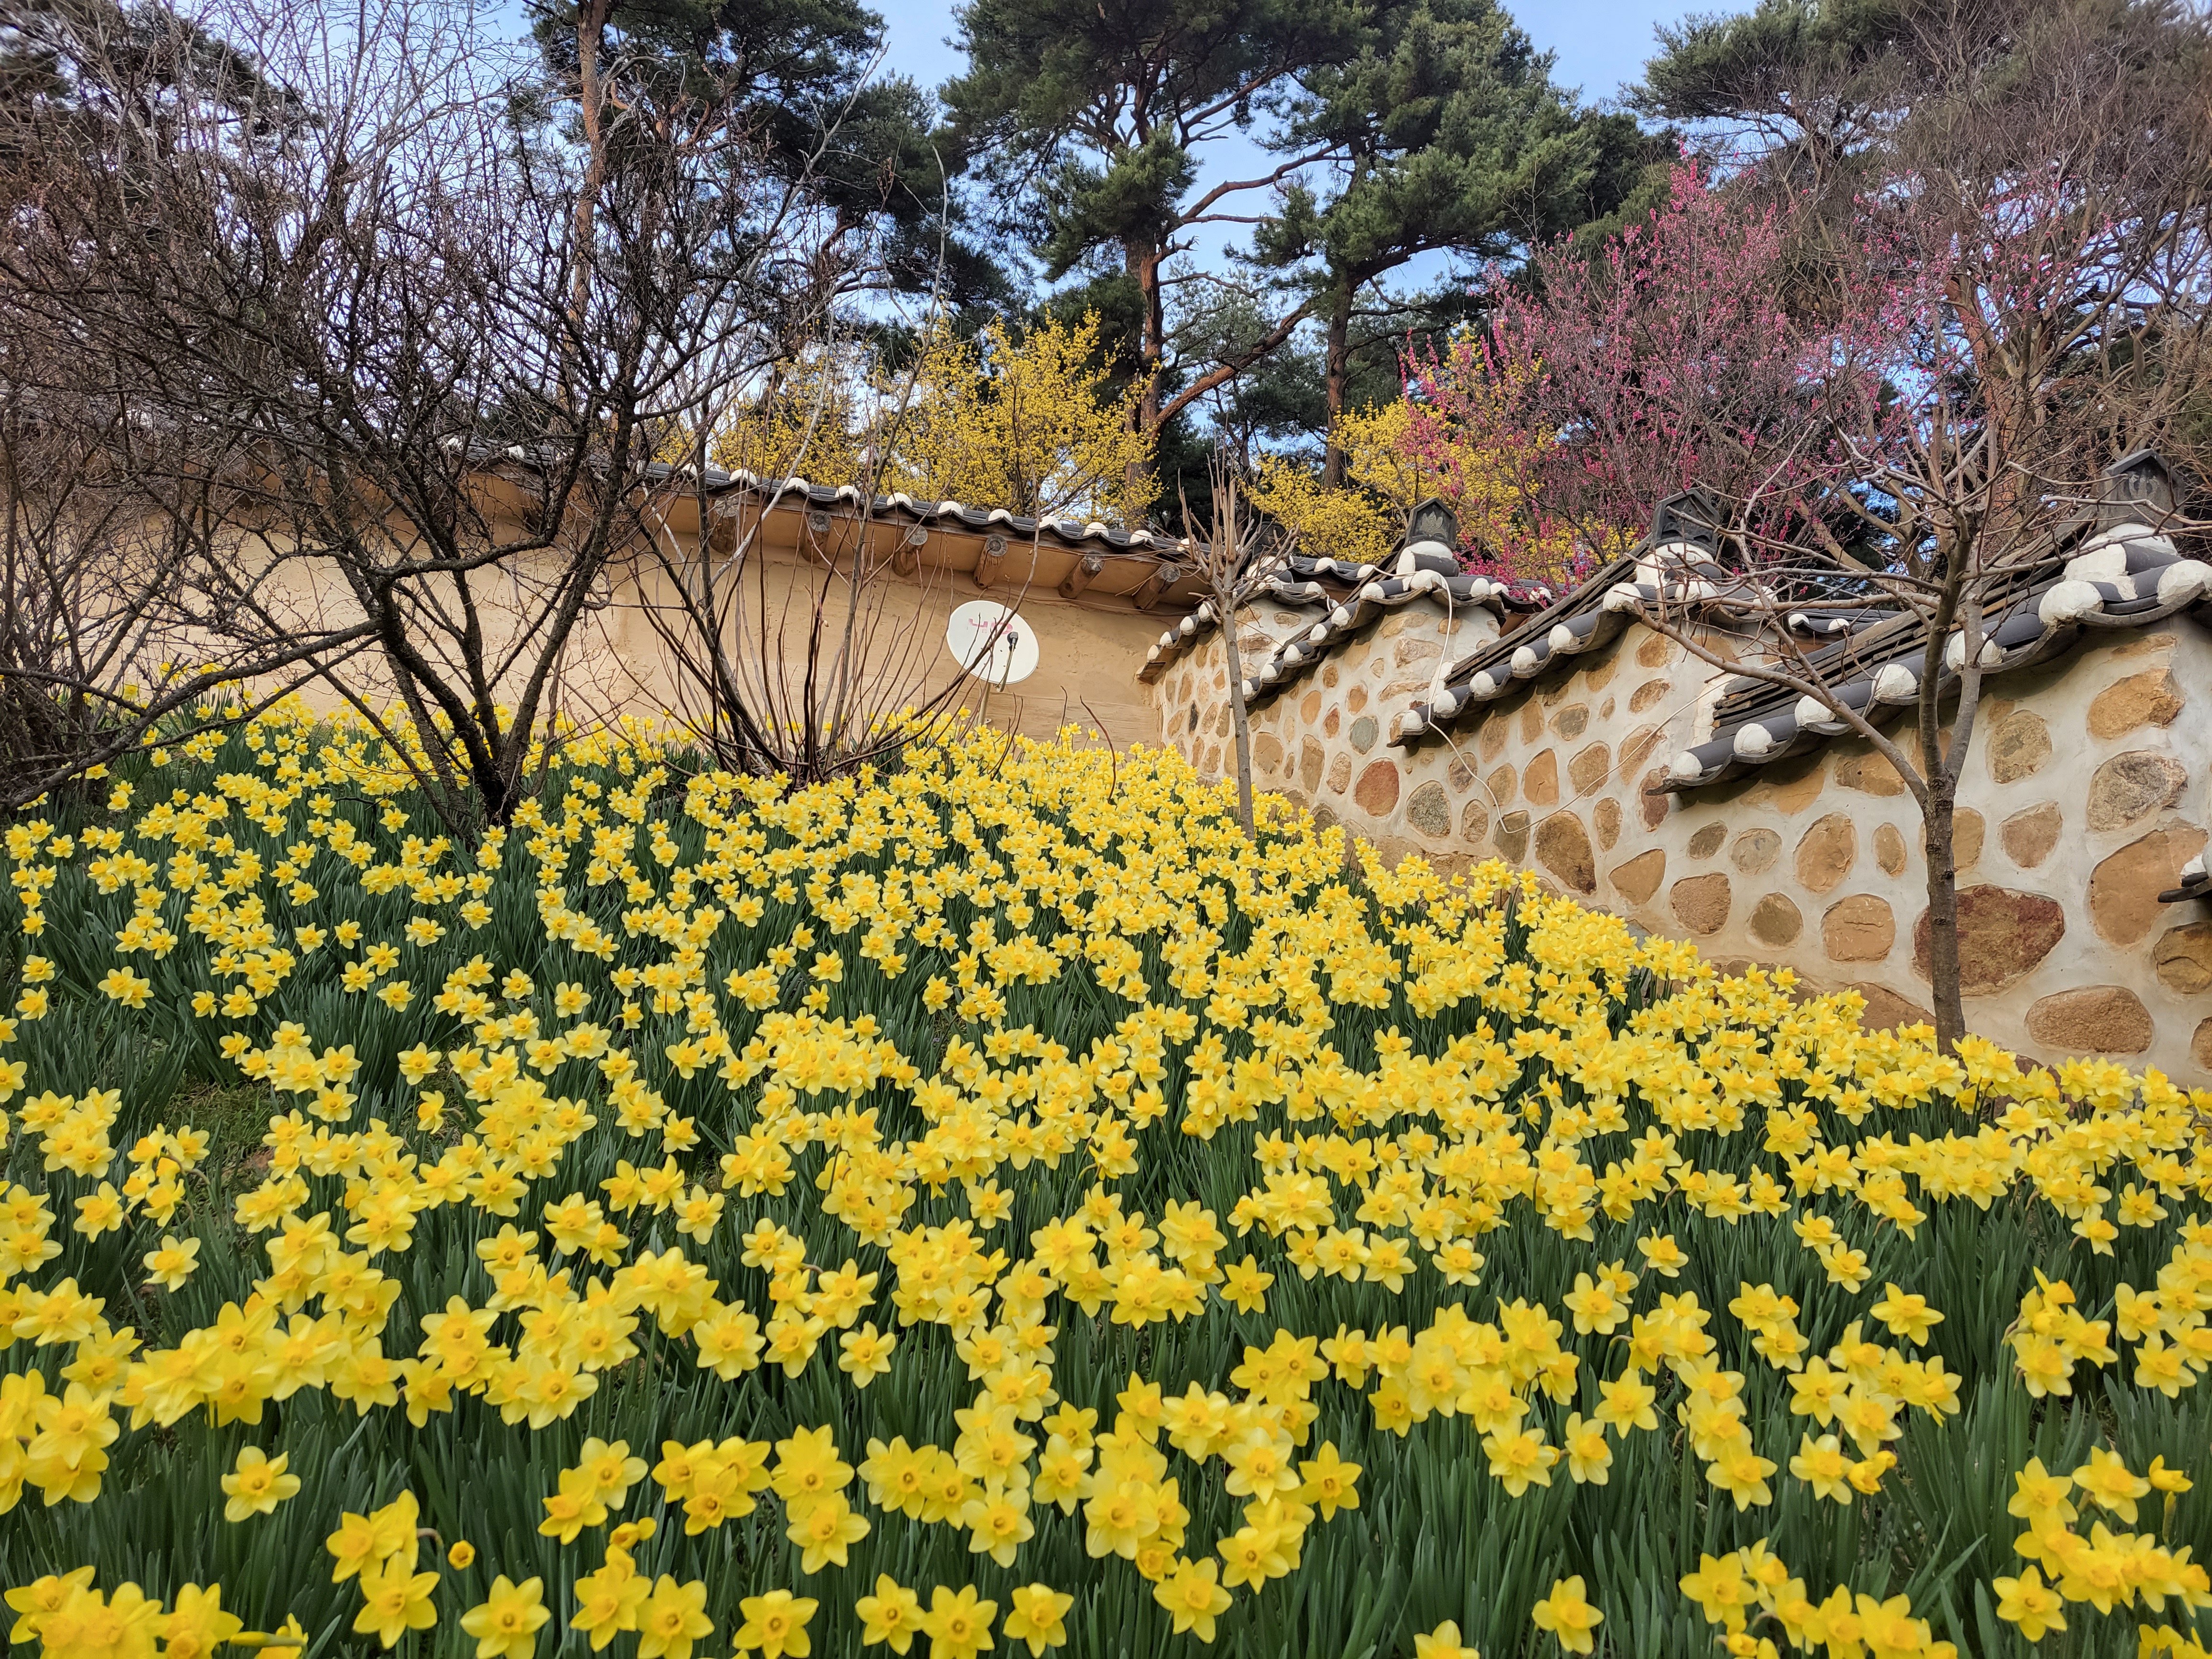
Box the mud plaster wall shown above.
[256,526,1164,749]
[1149,602,2212,1079]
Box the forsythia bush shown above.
[0,708,2207,1659]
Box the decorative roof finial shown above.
[1644,487,1721,553]
[1405,497,1459,550]
[2098,449,2177,530]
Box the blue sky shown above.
[871,0,1685,111]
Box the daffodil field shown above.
[1,711,2210,1659]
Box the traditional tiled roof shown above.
[1659,462,2212,792]
[1387,491,1747,746]
[697,467,1188,555]
[1136,500,1556,687]
[1363,461,2212,786]
[1147,459,2212,859]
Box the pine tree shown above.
[1632,0,1907,182]
[1255,0,1660,483]
[524,0,1005,313]
[942,0,1371,500]
[0,0,307,164]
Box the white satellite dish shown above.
[946,600,1040,688]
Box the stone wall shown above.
[1148,602,2212,1077]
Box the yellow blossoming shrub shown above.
[0,707,2207,1658]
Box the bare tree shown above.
[1622,0,2212,1048]
[1185,449,1298,835]
[0,0,889,834]
[608,250,1060,784]
[0,1,385,809]
[616,466,1056,784]
[0,364,383,810]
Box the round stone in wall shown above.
[1326,752,1352,794]
[1745,761,1828,817]
[1570,743,1610,797]
[1748,892,1803,947]
[2154,921,2212,995]
[1406,781,1453,840]
[2195,1017,2212,1072]
[2087,669,2183,740]
[2000,802,2060,868]
[1639,768,1670,830]
[1986,710,2052,783]
[1523,750,1559,806]
[1554,705,1589,739]
[2090,827,2209,945]
[1687,823,1726,860]
[1494,810,1530,862]
[1874,823,1907,875]
[1852,982,1935,1032]
[2085,751,2187,831]
[2025,985,2154,1054]
[1795,813,1858,895]
[1835,752,1909,796]
[1611,849,1666,906]
[1670,872,1731,934]
[1461,798,1489,842]
[1535,811,1596,894]
[1619,725,1668,779]
[1349,715,1378,755]
[1822,894,1896,962]
[1954,809,1984,871]
[1730,828,1781,874]
[1630,678,1670,713]
[1302,738,1326,793]
[1353,758,1400,816]
[1910,885,2065,992]
[1593,797,1622,851]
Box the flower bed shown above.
[0,713,2207,1658]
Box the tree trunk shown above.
[1218,596,1254,836]
[1125,235,1166,504]
[1921,774,1965,1051]
[1913,531,1967,1053]
[570,0,614,332]
[1321,288,1351,488]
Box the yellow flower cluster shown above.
[1681,1541,1947,1656]
[0,705,2208,1657]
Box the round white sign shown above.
[945,600,1040,687]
